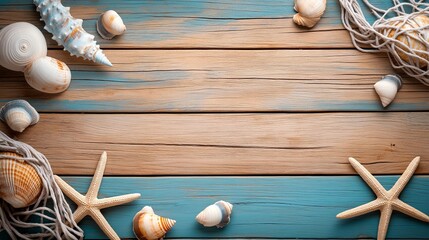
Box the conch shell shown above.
[196,200,233,228]
[97,10,126,40]
[374,74,402,108]
[0,100,39,132]
[34,0,112,66]
[293,0,326,28]
[133,206,176,240]
[0,152,43,208]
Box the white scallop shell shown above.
[0,100,39,132]
[0,22,47,72]
[133,206,176,240]
[196,200,233,228]
[293,0,326,28]
[97,10,126,40]
[24,56,71,94]
[374,75,402,108]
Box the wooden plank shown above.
[0,0,387,49]
[1,50,429,112]
[1,113,428,175]
[3,176,427,239]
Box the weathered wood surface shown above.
[1,113,428,175]
[0,0,388,49]
[1,50,429,112]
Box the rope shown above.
[0,131,83,240]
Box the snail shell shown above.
[0,100,39,132]
[0,152,43,208]
[196,200,233,228]
[0,22,47,72]
[24,56,71,94]
[374,75,402,108]
[97,10,126,40]
[133,206,176,240]
[293,0,326,28]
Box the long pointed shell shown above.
[374,75,402,107]
[133,206,176,240]
[24,56,71,94]
[293,0,326,28]
[0,22,47,72]
[97,10,126,40]
[0,152,42,208]
[196,200,233,228]
[33,0,112,66]
[0,100,39,132]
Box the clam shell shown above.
[374,75,402,108]
[0,22,47,72]
[133,206,176,240]
[24,56,71,94]
[0,152,42,208]
[0,100,39,132]
[196,200,233,228]
[97,10,126,40]
[293,0,326,28]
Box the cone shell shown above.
[0,22,47,72]
[97,10,126,40]
[133,206,176,240]
[24,56,71,94]
[0,100,39,132]
[374,75,402,108]
[0,152,42,208]
[196,200,233,228]
[293,0,326,28]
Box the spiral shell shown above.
[0,100,39,132]
[133,206,176,240]
[196,200,233,228]
[374,74,402,108]
[34,0,112,66]
[0,22,47,72]
[293,0,326,28]
[97,10,126,40]
[24,56,71,94]
[0,152,43,208]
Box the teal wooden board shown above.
[3,176,428,239]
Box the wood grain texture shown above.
[0,113,428,175]
[3,176,427,239]
[1,50,429,112]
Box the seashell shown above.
[374,75,402,108]
[196,200,233,228]
[133,206,176,240]
[0,100,39,132]
[97,10,126,40]
[34,0,112,67]
[0,152,43,208]
[293,0,326,28]
[24,56,71,94]
[0,22,47,72]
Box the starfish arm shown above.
[90,208,120,240]
[54,175,86,205]
[348,157,388,198]
[390,156,421,198]
[87,152,108,200]
[73,206,88,224]
[336,199,383,219]
[378,206,393,240]
[393,199,429,222]
[94,193,141,209]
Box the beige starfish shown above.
[337,156,429,240]
[54,152,141,240]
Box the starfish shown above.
[337,156,429,240]
[54,152,141,240]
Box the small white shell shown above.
[374,75,402,107]
[24,56,71,94]
[0,100,39,132]
[97,10,126,40]
[293,0,326,28]
[0,22,47,72]
[133,206,176,240]
[196,200,233,228]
